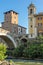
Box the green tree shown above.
[14,44,24,57]
[0,43,7,60]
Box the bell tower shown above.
[28,3,36,38]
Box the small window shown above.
[31,25,32,27]
[19,28,21,31]
[30,18,32,21]
[31,34,32,37]
[21,28,22,32]
[30,9,33,14]
[14,17,16,19]
[38,23,42,26]
[41,23,42,26]
[38,17,42,20]
[18,32,21,35]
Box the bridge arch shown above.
[0,33,17,48]
[20,36,28,43]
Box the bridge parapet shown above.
[0,28,18,40]
[0,28,9,34]
[0,28,14,38]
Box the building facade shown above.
[28,3,43,38]
[1,3,43,40]
[2,10,26,35]
[35,13,43,36]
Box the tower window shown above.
[30,18,32,21]
[31,34,32,37]
[30,9,33,14]
[31,25,32,27]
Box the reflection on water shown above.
[6,59,43,63]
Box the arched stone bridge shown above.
[0,28,28,49]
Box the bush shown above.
[13,44,24,57]
[13,40,43,59]
[0,43,7,60]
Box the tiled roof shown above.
[34,12,43,16]
[4,10,18,14]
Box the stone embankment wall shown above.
[0,60,14,65]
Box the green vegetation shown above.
[13,43,43,59]
[0,43,7,60]
[10,37,43,59]
[5,36,43,59]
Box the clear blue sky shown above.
[0,0,43,33]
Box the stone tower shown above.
[2,10,18,33]
[4,10,18,24]
[28,3,37,38]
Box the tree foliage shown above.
[13,39,43,59]
[0,43,7,60]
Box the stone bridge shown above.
[0,28,28,49]
[0,28,18,48]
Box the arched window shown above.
[30,9,33,14]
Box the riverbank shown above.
[14,62,43,65]
[6,58,43,63]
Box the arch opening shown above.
[0,33,17,49]
[21,38,27,43]
[20,36,28,43]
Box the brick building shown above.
[2,10,26,35]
